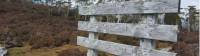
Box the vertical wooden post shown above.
[139,14,165,56]
[138,0,167,55]
[139,15,156,56]
[158,14,165,24]
[116,15,122,23]
[87,16,98,56]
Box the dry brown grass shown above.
[8,44,87,56]
[172,30,199,56]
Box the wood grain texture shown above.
[79,0,179,15]
[78,21,178,42]
[77,36,176,56]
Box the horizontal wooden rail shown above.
[77,36,176,56]
[79,0,179,15]
[78,21,178,42]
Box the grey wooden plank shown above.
[78,21,178,42]
[79,0,179,15]
[77,36,177,56]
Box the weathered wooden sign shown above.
[78,21,178,42]
[79,0,179,15]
